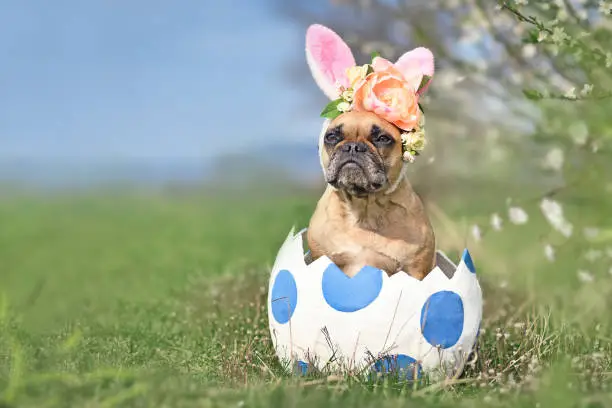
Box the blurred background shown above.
[2,0,612,319]
[1,0,611,402]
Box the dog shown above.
[303,24,436,280]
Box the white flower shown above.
[580,84,594,97]
[522,44,537,59]
[584,249,603,262]
[568,121,589,145]
[542,147,564,171]
[577,270,594,283]
[471,225,482,242]
[544,244,555,262]
[599,1,611,15]
[341,89,354,102]
[551,27,569,43]
[491,213,503,231]
[537,31,549,42]
[402,130,426,152]
[540,198,573,238]
[402,151,415,162]
[508,207,529,225]
[337,101,351,112]
[564,87,577,99]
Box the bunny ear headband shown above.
[306,24,435,164]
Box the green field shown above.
[1,186,610,407]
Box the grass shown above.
[0,184,611,407]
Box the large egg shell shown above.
[267,227,483,381]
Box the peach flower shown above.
[352,57,423,131]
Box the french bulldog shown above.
[303,24,436,280]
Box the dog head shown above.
[305,24,435,196]
[319,111,405,197]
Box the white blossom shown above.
[402,151,415,162]
[584,249,603,262]
[568,121,589,145]
[542,147,564,171]
[577,270,594,283]
[540,198,573,238]
[522,44,537,59]
[508,207,529,225]
[544,244,555,262]
[491,213,503,231]
[537,31,549,42]
[551,27,569,43]
[337,101,351,112]
[564,87,577,99]
[580,84,594,97]
[471,225,482,242]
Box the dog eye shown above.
[324,132,343,145]
[372,134,393,145]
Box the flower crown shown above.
[306,24,434,163]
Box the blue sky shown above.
[0,0,323,163]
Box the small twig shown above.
[500,2,552,34]
[500,0,608,61]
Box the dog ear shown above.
[306,24,356,100]
[394,47,435,95]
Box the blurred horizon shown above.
[0,0,331,189]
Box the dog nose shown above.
[341,142,368,153]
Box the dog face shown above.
[320,111,405,197]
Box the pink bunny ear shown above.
[306,24,356,100]
[395,47,435,95]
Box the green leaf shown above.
[366,64,374,75]
[418,102,425,114]
[417,75,431,92]
[523,28,540,44]
[320,98,344,119]
[370,51,380,61]
[523,89,544,100]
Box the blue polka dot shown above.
[372,354,422,380]
[296,360,309,376]
[270,270,298,324]
[462,249,475,273]
[322,264,383,312]
[420,291,464,348]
